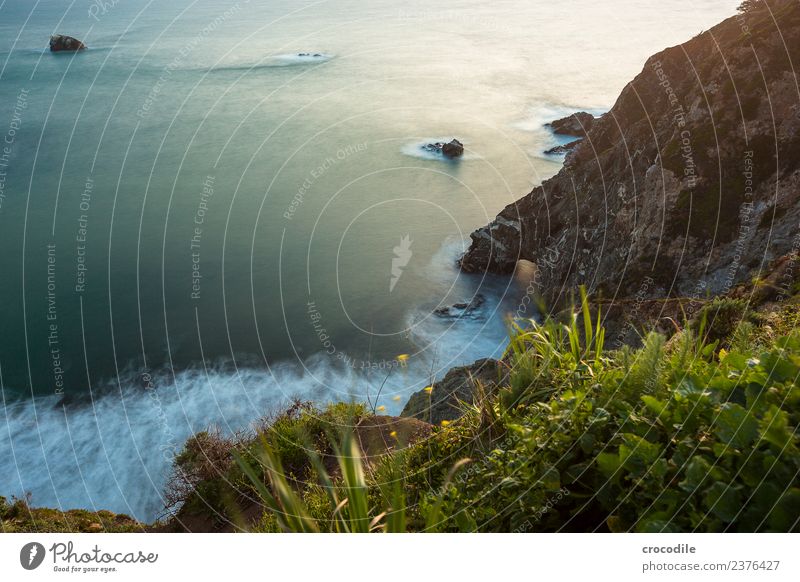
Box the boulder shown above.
[441,138,464,158]
[423,138,464,158]
[401,358,507,425]
[545,111,594,136]
[49,34,86,52]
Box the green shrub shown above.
[166,292,800,533]
[400,327,800,532]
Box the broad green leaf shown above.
[540,465,561,491]
[596,452,621,477]
[679,456,711,492]
[703,482,742,523]
[714,403,758,448]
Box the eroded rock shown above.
[49,34,86,52]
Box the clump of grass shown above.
[690,297,752,348]
[234,430,469,532]
[164,400,370,527]
[501,286,605,410]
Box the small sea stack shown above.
[49,34,87,52]
[423,138,464,158]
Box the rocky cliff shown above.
[461,0,800,304]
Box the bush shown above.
[165,400,369,526]
[401,328,800,532]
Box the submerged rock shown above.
[433,293,486,318]
[423,138,464,158]
[49,34,87,52]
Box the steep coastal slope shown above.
[461,0,800,303]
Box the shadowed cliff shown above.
[460,0,800,305]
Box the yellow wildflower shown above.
[376,405,386,412]
[392,395,402,402]
[718,348,728,361]
[423,386,433,394]
[389,431,398,438]
[440,420,451,427]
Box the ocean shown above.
[0,0,739,520]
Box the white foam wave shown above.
[0,238,514,523]
[207,53,335,72]
[0,360,355,522]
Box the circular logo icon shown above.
[20,542,46,570]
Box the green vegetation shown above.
[169,291,799,532]
[0,495,141,533]
[164,401,374,527]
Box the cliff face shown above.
[461,0,800,303]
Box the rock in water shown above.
[545,111,595,136]
[423,138,464,158]
[441,138,464,158]
[49,35,87,52]
[433,294,486,318]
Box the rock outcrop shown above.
[545,111,595,136]
[49,34,86,52]
[461,0,800,305]
[544,140,582,156]
[401,358,507,425]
